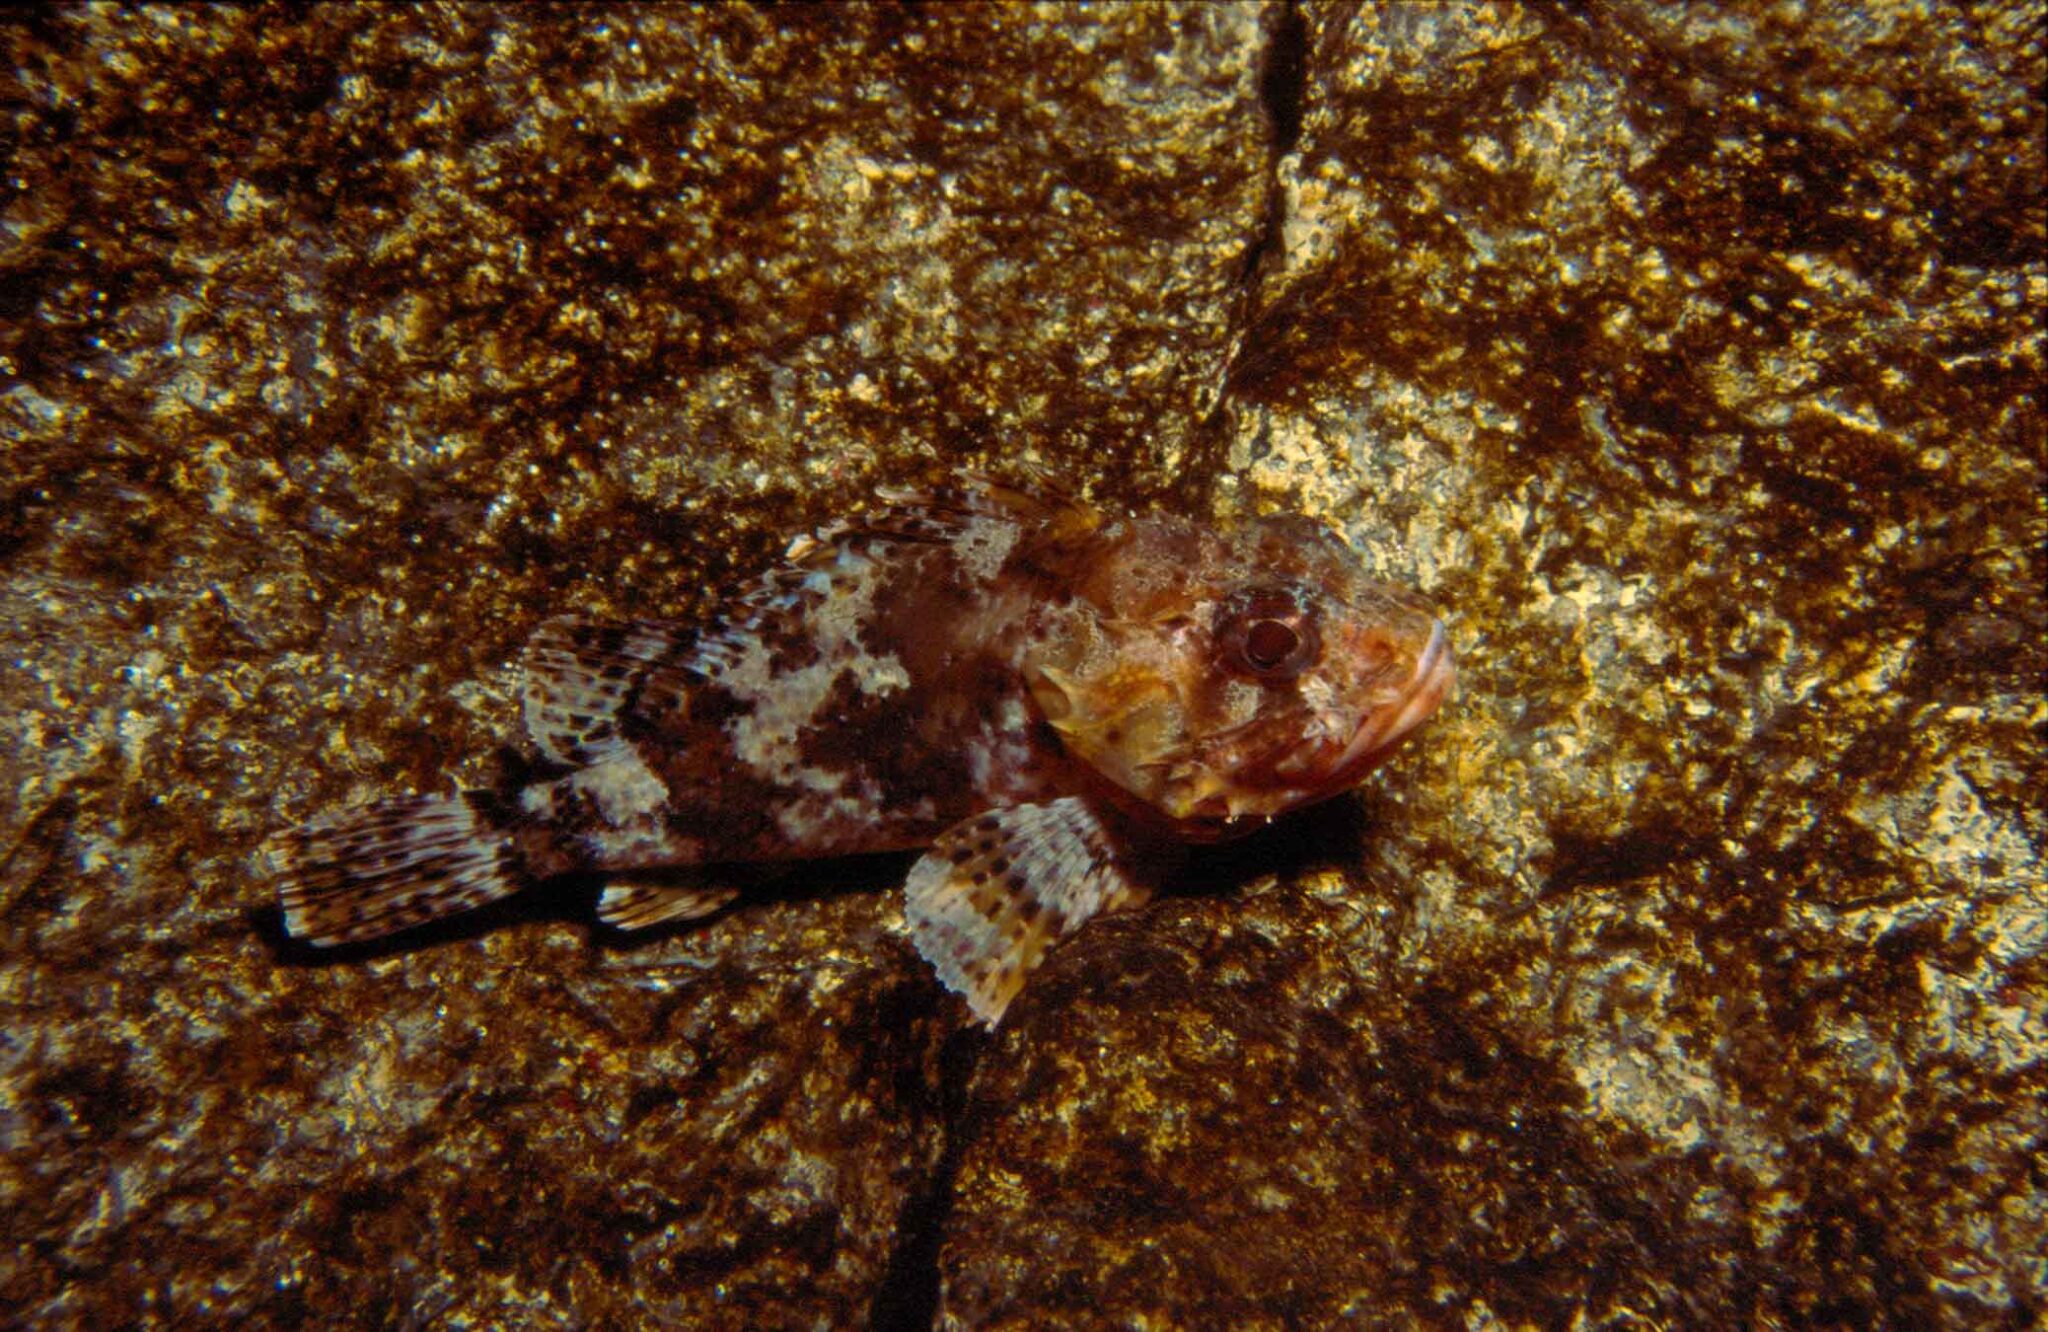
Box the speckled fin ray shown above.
[520,616,695,766]
[786,472,1100,562]
[271,793,520,946]
[596,879,739,931]
[905,797,1153,1028]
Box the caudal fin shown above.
[270,793,523,946]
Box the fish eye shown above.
[1243,619,1300,670]
[1216,589,1320,681]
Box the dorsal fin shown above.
[519,617,693,765]
[520,476,1097,765]
[861,471,1096,543]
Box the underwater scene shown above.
[2,4,2041,1328]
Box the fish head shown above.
[1022,512,1454,838]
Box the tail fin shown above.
[270,793,523,946]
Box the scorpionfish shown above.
[272,476,1454,1025]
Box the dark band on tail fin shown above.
[271,793,522,946]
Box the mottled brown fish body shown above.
[271,476,1454,1025]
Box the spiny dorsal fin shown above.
[520,476,1097,767]
[520,617,693,765]
[868,470,1095,539]
[776,472,1094,559]
[904,797,1153,1028]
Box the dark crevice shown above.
[1257,0,1308,158]
[1232,0,1309,296]
[1193,0,1314,493]
[864,1022,985,1330]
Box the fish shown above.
[269,475,1455,1026]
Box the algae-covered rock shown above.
[3,2,2039,1328]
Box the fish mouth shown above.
[1329,619,1454,781]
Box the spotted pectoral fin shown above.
[519,616,697,765]
[595,879,739,932]
[904,797,1153,1028]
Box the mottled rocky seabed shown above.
[2,3,2041,1328]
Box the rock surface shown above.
[2,3,2040,1328]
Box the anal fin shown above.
[904,797,1152,1028]
[596,879,739,932]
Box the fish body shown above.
[273,477,1454,1025]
